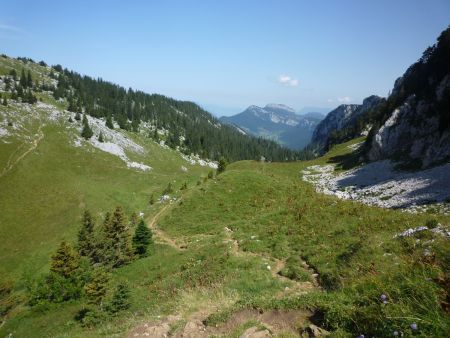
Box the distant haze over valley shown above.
[220,103,325,150]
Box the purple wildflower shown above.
[410,323,418,330]
[380,294,387,301]
[383,300,388,304]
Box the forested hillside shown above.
[44,63,309,162]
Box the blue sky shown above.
[1,1,449,116]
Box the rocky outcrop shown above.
[366,27,450,168]
[368,74,450,168]
[311,95,383,149]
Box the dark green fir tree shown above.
[132,219,153,257]
[81,114,94,139]
[50,241,80,278]
[106,283,130,314]
[77,210,96,258]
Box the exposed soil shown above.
[147,203,186,251]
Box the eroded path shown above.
[130,218,322,337]
[146,203,186,251]
[0,122,44,179]
[223,227,321,297]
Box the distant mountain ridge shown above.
[220,104,324,150]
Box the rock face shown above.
[311,95,383,150]
[366,27,450,168]
[368,76,450,168]
[220,104,324,150]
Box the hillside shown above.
[312,26,450,166]
[310,95,383,152]
[1,31,450,337]
[220,104,322,150]
[0,57,219,280]
[365,27,450,168]
[0,56,303,163]
[1,126,449,337]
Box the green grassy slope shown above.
[2,136,448,337]
[0,58,212,281]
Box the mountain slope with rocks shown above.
[310,27,450,168]
[366,27,450,168]
[310,95,383,151]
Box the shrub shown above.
[105,283,131,314]
[75,307,105,327]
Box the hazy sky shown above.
[1,0,449,116]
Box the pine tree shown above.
[149,193,155,205]
[129,212,138,227]
[152,130,159,142]
[68,98,77,112]
[20,69,27,88]
[9,69,17,80]
[131,119,139,132]
[27,70,33,88]
[84,268,110,306]
[217,157,227,174]
[50,241,80,278]
[16,85,23,98]
[103,207,134,267]
[81,114,94,139]
[207,170,214,179]
[106,283,130,314]
[77,210,96,258]
[2,96,7,106]
[4,77,11,91]
[68,116,74,123]
[96,212,112,264]
[75,111,81,121]
[24,89,37,104]
[105,115,114,129]
[98,131,104,143]
[162,182,173,195]
[132,219,153,257]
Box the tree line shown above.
[1,54,315,161]
[49,64,313,162]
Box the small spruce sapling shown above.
[207,170,214,179]
[217,157,227,175]
[106,283,131,314]
[105,115,114,129]
[149,193,155,205]
[81,114,94,139]
[132,219,153,257]
[84,268,110,306]
[98,131,104,143]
